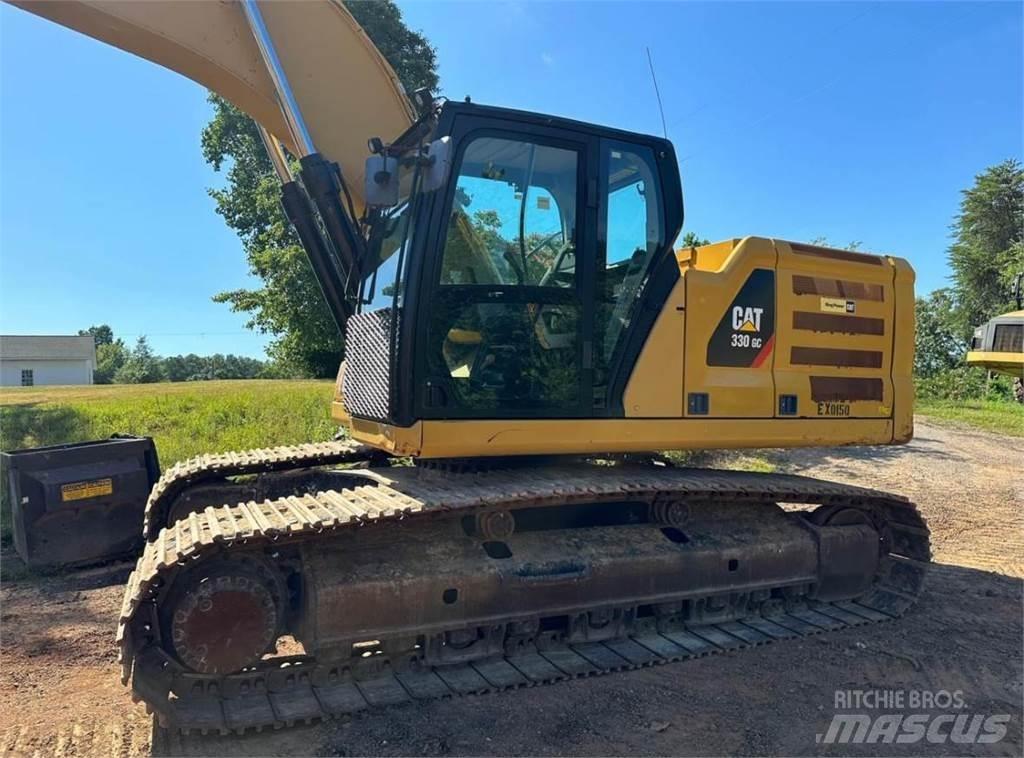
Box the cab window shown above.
[428,135,582,413]
[596,143,664,386]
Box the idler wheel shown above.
[476,509,515,540]
[161,557,286,675]
[650,499,691,528]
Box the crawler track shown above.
[141,439,375,541]
[119,464,930,734]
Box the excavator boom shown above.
[9,0,414,204]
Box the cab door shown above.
[412,117,595,419]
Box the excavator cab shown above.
[345,103,682,427]
[966,272,1024,389]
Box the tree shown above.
[680,231,710,248]
[809,237,862,251]
[913,288,963,378]
[114,337,164,384]
[81,325,127,384]
[948,159,1024,335]
[79,324,114,346]
[94,341,128,384]
[203,1,438,377]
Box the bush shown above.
[915,366,1015,402]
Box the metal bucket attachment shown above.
[2,436,160,569]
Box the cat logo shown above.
[732,306,764,333]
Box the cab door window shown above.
[428,135,582,414]
[596,143,664,390]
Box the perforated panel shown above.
[342,309,392,422]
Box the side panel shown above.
[411,417,894,458]
[774,241,895,420]
[622,279,685,417]
[891,258,916,441]
[682,238,777,418]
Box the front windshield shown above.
[361,160,419,311]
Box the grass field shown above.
[0,379,338,463]
[915,397,1024,436]
[0,380,338,543]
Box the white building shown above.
[0,335,96,386]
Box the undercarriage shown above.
[121,445,930,734]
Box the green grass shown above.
[0,379,338,462]
[915,397,1024,436]
[0,380,337,543]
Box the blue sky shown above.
[1,1,1021,359]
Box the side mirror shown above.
[364,154,399,208]
[423,137,452,193]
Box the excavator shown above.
[9,0,930,734]
[966,272,1024,401]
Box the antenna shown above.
[646,47,668,140]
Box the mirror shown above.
[423,137,452,193]
[364,154,399,207]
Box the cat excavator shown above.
[8,0,929,733]
[966,273,1024,400]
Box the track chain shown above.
[141,439,374,541]
[120,465,930,734]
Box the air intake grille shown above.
[342,308,392,422]
[992,324,1023,353]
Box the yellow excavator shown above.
[9,0,929,733]
[966,273,1024,400]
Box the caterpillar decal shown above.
[707,268,776,367]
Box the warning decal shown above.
[61,478,113,502]
[706,268,776,367]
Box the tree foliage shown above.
[163,353,268,382]
[913,288,963,378]
[79,324,114,346]
[81,324,127,383]
[680,231,710,248]
[915,159,1023,402]
[114,337,164,384]
[202,1,438,377]
[947,159,1024,334]
[80,325,269,383]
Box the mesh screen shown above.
[342,309,392,422]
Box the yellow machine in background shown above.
[9,0,931,735]
[966,273,1024,395]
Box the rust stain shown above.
[792,312,885,336]
[789,242,883,266]
[791,275,885,302]
[791,347,883,369]
[810,376,884,402]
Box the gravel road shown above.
[2,418,1021,757]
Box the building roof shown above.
[0,335,97,361]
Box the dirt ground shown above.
[2,418,1021,757]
